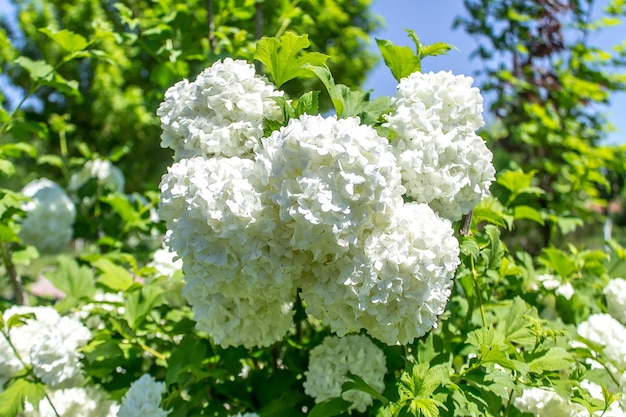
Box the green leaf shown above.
[124,285,164,330]
[541,247,578,278]
[305,65,374,118]
[503,297,536,346]
[528,347,574,373]
[92,258,134,291]
[307,397,352,417]
[0,379,46,417]
[376,39,421,81]
[45,256,96,309]
[37,154,64,168]
[460,235,480,259]
[295,91,320,116]
[14,57,54,82]
[39,27,89,53]
[342,374,389,405]
[513,205,545,225]
[254,32,329,87]
[6,312,35,329]
[420,42,457,58]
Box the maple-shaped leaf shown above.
[254,32,329,87]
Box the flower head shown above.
[301,202,460,345]
[157,58,283,160]
[117,374,169,417]
[20,178,75,253]
[257,114,404,260]
[303,334,387,413]
[0,306,90,388]
[68,159,125,195]
[605,278,626,325]
[384,71,494,221]
[577,313,626,368]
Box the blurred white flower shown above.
[514,381,626,417]
[301,202,460,345]
[605,278,626,325]
[578,314,626,368]
[384,71,494,221]
[19,178,75,253]
[117,374,169,417]
[157,58,283,160]
[513,387,587,417]
[303,334,387,413]
[22,386,119,417]
[0,306,91,388]
[555,282,575,300]
[257,114,404,260]
[231,412,260,417]
[149,244,183,277]
[68,158,125,195]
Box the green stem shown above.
[471,256,487,328]
[1,242,26,305]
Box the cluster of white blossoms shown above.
[117,374,169,417]
[605,278,626,325]
[384,71,495,221]
[303,334,387,412]
[19,178,76,253]
[158,59,493,348]
[21,387,119,417]
[157,58,283,160]
[578,313,626,369]
[514,380,626,416]
[0,305,91,389]
[69,158,125,195]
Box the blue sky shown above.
[363,0,626,145]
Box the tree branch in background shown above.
[206,0,216,53]
[1,243,27,305]
[255,1,264,73]
[460,210,473,236]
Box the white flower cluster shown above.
[605,278,626,325]
[69,158,125,195]
[303,334,387,413]
[20,178,75,253]
[158,60,493,348]
[157,58,283,160]
[514,381,626,417]
[578,313,626,369]
[0,305,91,388]
[384,71,495,221]
[22,386,119,417]
[536,274,575,300]
[117,374,169,417]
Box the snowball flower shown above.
[301,202,460,345]
[68,158,125,194]
[303,334,387,413]
[157,58,283,160]
[387,70,485,135]
[384,71,494,221]
[117,374,169,417]
[22,387,119,417]
[159,156,302,347]
[257,114,404,260]
[19,178,75,253]
[0,306,91,388]
[577,314,626,368]
[513,387,590,417]
[514,381,626,417]
[231,413,260,417]
[605,278,626,324]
